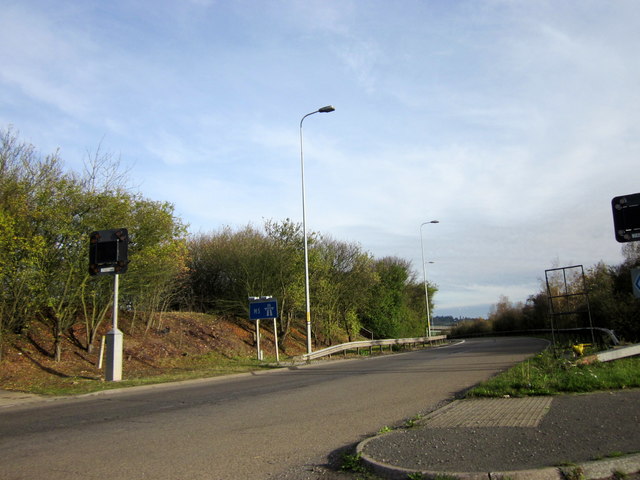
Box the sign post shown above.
[106,274,123,381]
[273,317,279,363]
[248,296,279,362]
[89,229,129,381]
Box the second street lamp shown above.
[300,105,335,355]
[420,220,439,338]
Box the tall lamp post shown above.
[420,220,439,338]
[300,105,335,355]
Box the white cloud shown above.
[2,0,639,317]
[0,6,93,117]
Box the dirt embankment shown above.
[0,312,308,392]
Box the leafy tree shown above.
[183,222,434,348]
[488,295,524,333]
[0,209,46,360]
[312,236,376,343]
[621,242,640,266]
[263,219,306,344]
[186,225,269,315]
[0,130,79,360]
[400,279,431,338]
[362,257,412,339]
[123,196,188,333]
[0,128,189,360]
[450,318,492,337]
[0,130,49,359]
[32,164,90,361]
[604,262,640,341]
[480,250,640,343]
[521,292,549,331]
[328,240,377,341]
[185,221,307,349]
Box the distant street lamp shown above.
[300,105,335,355]
[420,220,439,337]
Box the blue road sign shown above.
[249,299,278,320]
[632,268,640,299]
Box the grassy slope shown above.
[467,347,640,397]
[0,312,309,395]
[3,319,638,398]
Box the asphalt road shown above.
[0,337,548,479]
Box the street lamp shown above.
[420,220,439,338]
[300,105,335,355]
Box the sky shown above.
[2,0,639,318]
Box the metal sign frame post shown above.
[273,317,279,363]
[255,319,262,361]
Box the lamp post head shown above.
[421,220,440,228]
[318,105,335,113]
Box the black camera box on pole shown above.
[89,228,129,276]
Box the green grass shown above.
[562,466,586,480]
[404,414,423,429]
[612,470,629,480]
[340,453,368,473]
[466,348,640,398]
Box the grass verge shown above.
[466,347,640,397]
[18,353,282,396]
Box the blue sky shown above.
[2,0,639,318]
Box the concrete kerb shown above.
[561,453,640,480]
[356,433,487,479]
[357,434,640,480]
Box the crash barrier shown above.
[302,335,447,361]
[448,327,619,345]
[585,344,640,363]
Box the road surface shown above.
[0,337,547,479]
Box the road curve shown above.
[0,337,547,479]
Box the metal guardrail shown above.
[448,327,620,345]
[302,335,447,361]
[588,343,640,363]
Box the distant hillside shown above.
[433,315,482,326]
